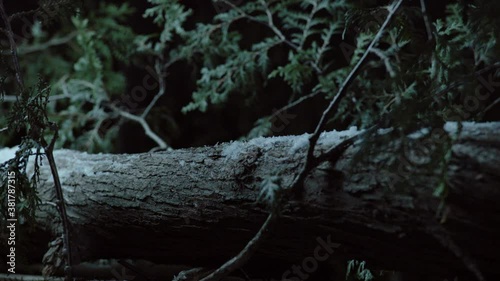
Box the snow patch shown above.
[443,121,479,133]
[222,141,244,160]
[0,146,18,163]
[377,127,393,135]
[318,127,360,147]
[247,136,266,146]
[408,128,430,139]
[288,133,310,154]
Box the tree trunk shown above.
[2,122,499,279]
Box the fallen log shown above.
[1,122,499,279]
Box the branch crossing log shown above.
[1,122,499,279]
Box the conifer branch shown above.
[0,2,72,279]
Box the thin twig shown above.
[173,267,207,281]
[57,75,170,150]
[258,0,299,50]
[117,260,152,281]
[1,31,78,55]
[216,0,298,50]
[41,135,73,281]
[419,0,433,41]
[41,201,58,207]
[200,212,277,281]
[270,91,321,120]
[483,97,500,114]
[370,47,396,78]
[298,1,321,50]
[0,0,24,91]
[141,59,166,119]
[2,94,68,102]
[292,0,405,192]
[427,223,485,281]
[1,3,72,279]
[313,23,337,73]
[109,103,168,150]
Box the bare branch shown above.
[0,0,24,91]
[1,32,78,55]
[109,103,169,150]
[419,0,433,41]
[141,59,166,119]
[200,212,278,281]
[292,0,405,193]
[270,91,321,121]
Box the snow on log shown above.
[1,122,499,278]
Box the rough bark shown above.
[2,122,500,279]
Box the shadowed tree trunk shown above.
[1,122,499,280]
